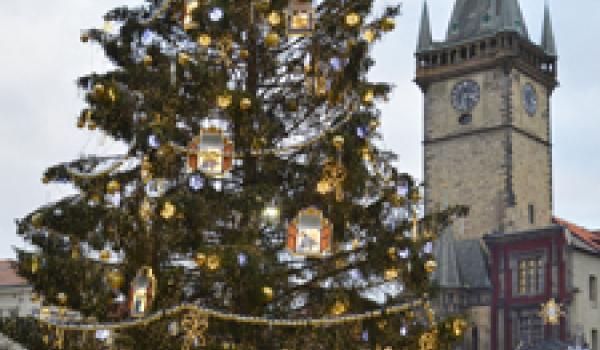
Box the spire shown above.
[500,0,529,38]
[445,0,528,43]
[416,1,433,53]
[541,3,557,56]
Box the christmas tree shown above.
[15,0,467,349]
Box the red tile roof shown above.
[553,217,600,251]
[0,260,27,287]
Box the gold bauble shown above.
[317,180,332,195]
[363,89,375,104]
[267,11,282,26]
[80,31,90,43]
[140,198,152,221]
[217,94,233,108]
[331,301,347,315]
[195,252,207,267]
[369,119,380,130]
[87,120,97,130]
[57,292,67,305]
[351,239,360,250]
[143,55,153,67]
[264,32,280,47]
[31,292,40,303]
[107,269,124,290]
[332,135,344,149]
[363,29,376,43]
[452,319,467,337]
[388,247,397,259]
[207,254,220,270]
[31,213,43,229]
[161,201,176,219]
[425,260,437,273]
[345,12,361,27]
[381,17,396,32]
[239,49,249,60]
[93,83,105,96]
[361,147,372,161]
[240,97,252,110]
[106,180,120,194]
[384,268,399,281]
[197,34,212,47]
[262,286,273,301]
[100,250,111,262]
[178,53,190,65]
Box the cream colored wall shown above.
[468,306,491,350]
[569,249,600,347]
[0,285,36,318]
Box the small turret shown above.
[541,4,557,56]
[416,1,433,53]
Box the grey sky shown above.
[0,0,598,259]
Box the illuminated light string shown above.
[38,299,424,331]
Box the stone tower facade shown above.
[415,0,558,239]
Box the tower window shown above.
[590,275,597,308]
[517,257,544,295]
[459,114,472,125]
[528,204,535,224]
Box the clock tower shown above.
[415,0,558,239]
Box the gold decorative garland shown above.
[39,299,424,331]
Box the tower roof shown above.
[446,0,529,44]
[416,1,433,53]
[541,4,557,56]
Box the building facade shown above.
[0,260,37,318]
[415,1,600,350]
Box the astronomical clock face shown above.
[451,80,481,112]
[522,83,538,116]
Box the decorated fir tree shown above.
[16,0,467,349]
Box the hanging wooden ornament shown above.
[287,207,332,257]
[183,0,199,30]
[286,0,314,37]
[187,127,234,177]
[129,266,157,318]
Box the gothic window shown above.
[517,257,544,295]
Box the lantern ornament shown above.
[129,266,157,318]
[286,0,314,37]
[540,298,564,325]
[183,0,199,30]
[187,127,234,177]
[287,207,332,257]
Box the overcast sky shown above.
[0,0,599,259]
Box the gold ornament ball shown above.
[161,201,176,219]
[107,269,124,290]
[425,260,437,273]
[361,147,372,161]
[217,94,233,108]
[80,31,90,43]
[195,252,207,267]
[262,286,273,301]
[332,135,345,149]
[264,32,280,47]
[106,180,121,194]
[143,55,153,67]
[267,11,282,26]
[239,49,249,60]
[381,17,396,32]
[93,84,105,96]
[345,12,361,27]
[363,89,375,104]
[178,53,190,65]
[317,180,332,195]
[207,254,221,270]
[57,292,67,305]
[197,34,212,47]
[384,268,399,281]
[31,292,40,303]
[331,301,347,315]
[30,257,39,274]
[100,250,111,263]
[363,28,376,43]
[240,97,252,110]
[387,247,397,259]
